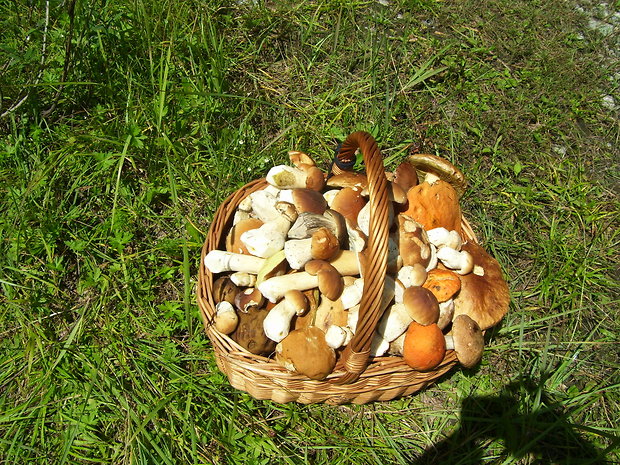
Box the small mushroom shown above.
[240,204,296,258]
[392,160,419,193]
[226,218,264,254]
[262,290,309,342]
[397,215,434,269]
[229,272,257,287]
[305,260,344,301]
[436,247,474,275]
[402,286,440,326]
[324,325,353,349]
[426,227,463,251]
[214,301,239,334]
[445,314,484,368]
[275,326,336,380]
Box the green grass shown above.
[1,0,619,463]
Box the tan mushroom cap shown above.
[226,218,264,255]
[275,326,336,380]
[326,172,368,190]
[453,241,510,330]
[289,188,327,214]
[403,180,462,233]
[450,314,484,368]
[402,322,446,371]
[423,268,462,302]
[403,286,440,325]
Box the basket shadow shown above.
[412,377,615,465]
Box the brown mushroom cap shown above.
[226,218,264,255]
[212,276,240,304]
[450,314,484,368]
[403,180,462,233]
[305,259,344,300]
[452,241,510,330]
[275,326,336,380]
[326,172,368,190]
[285,188,327,214]
[393,160,419,193]
[234,288,264,313]
[423,268,462,302]
[229,307,276,355]
[330,187,367,225]
[403,286,440,325]
[402,322,446,371]
[310,227,340,261]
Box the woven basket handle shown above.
[330,131,390,384]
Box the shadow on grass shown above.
[414,378,617,464]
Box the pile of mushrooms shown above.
[204,150,509,380]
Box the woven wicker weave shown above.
[197,131,477,404]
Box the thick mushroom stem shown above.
[258,272,319,303]
[248,189,281,223]
[324,325,353,349]
[263,291,308,342]
[376,303,414,342]
[436,247,474,275]
[204,250,265,274]
[241,202,296,259]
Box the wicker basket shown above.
[197,131,478,404]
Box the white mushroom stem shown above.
[230,272,257,287]
[436,247,474,275]
[329,250,363,276]
[444,335,456,351]
[204,250,265,274]
[249,189,280,223]
[426,244,439,271]
[283,238,313,269]
[263,298,301,343]
[347,304,360,333]
[341,278,364,309]
[266,165,309,189]
[370,333,390,357]
[426,227,462,251]
[397,264,427,289]
[376,303,413,342]
[241,215,291,258]
[437,299,455,330]
[324,325,353,349]
[258,272,318,302]
[357,201,394,237]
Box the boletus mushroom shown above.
[275,326,336,380]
